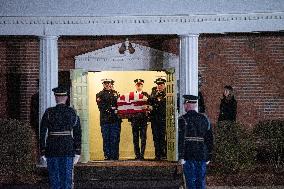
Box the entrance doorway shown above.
[72,41,179,163]
[88,71,166,160]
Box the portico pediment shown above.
[75,42,178,71]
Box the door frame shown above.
[73,42,180,162]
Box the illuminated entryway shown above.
[89,71,167,160]
[71,41,179,163]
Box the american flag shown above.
[117,91,148,118]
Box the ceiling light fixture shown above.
[119,38,135,54]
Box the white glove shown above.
[40,156,47,167]
[179,159,186,165]
[73,155,80,165]
[206,161,210,165]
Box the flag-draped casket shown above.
[117,92,148,118]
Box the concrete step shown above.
[36,160,184,189]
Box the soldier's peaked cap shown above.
[101,78,114,84]
[183,95,198,104]
[154,78,166,84]
[52,86,68,96]
[134,79,144,84]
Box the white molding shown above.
[0,12,283,35]
[75,42,179,71]
[0,12,283,25]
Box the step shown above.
[36,160,184,189]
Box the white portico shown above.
[0,0,283,161]
[1,0,283,117]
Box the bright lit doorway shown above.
[88,71,167,160]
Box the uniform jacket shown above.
[218,97,237,122]
[96,89,119,124]
[128,91,149,122]
[178,110,213,161]
[148,88,166,121]
[40,104,81,157]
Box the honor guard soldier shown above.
[129,79,149,160]
[96,79,120,160]
[148,77,167,160]
[40,86,82,189]
[178,95,213,189]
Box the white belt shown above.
[49,131,72,136]
[185,137,204,142]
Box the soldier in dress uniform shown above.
[129,79,149,160]
[110,80,122,159]
[40,86,82,189]
[148,77,167,160]
[96,79,120,160]
[178,95,213,189]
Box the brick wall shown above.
[0,36,39,124]
[58,36,172,71]
[199,33,284,127]
[0,34,283,128]
[58,34,283,127]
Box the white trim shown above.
[0,13,283,25]
[0,12,283,35]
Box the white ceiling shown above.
[0,0,283,17]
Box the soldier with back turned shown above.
[40,86,82,189]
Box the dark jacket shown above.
[178,110,213,161]
[96,89,119,124]
[148,88,166,122]
[218,97,237,122]
[40,104,81,157]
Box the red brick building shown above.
[1,34,282,127]
[0,0,283,162]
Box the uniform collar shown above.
[187,110,197,114]
[56,103,66,107]
[157,90,165,93]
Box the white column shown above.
[179,34,199,114]
[39,36,59,120]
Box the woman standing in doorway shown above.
[218,85,237,122]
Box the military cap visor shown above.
[183,95,198,104]
[154,78,166,84]
[101,79,114,84]
[52,86,68,96]
[134,79,144,84]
